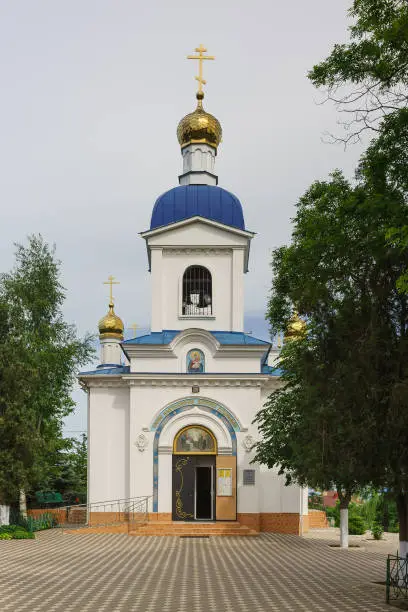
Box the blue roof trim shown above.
[150,185,245,231]
[123,330,270,347]
[123,330,180,345]
[211,331,269,346]
[261,364,283,376]
[80,365,130,376]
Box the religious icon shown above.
[187,349,205,373]
[175,426,215,453]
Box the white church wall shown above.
[162,249,234,331]
[88,387,129,504]
[129,352,264,376]
[127,384,269,513]
[147,221,249,333]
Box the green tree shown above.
[255,166,408,550]
[308,0,408,143]
[51,435,87,503]
[0,236,94,512]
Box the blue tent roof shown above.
[123,330,269,346]
[150,185,245,230]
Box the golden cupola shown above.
[99,275,124,341]
[177,91,222,150]
[98,302,124,340]
[284,311,307,342]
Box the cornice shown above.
[79,372,281,389]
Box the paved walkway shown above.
[0,529,397,611]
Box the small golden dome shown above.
[177,93,222,149]
[284,311,307,342]
[98,303,124,339]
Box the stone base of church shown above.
[237,513,309,535]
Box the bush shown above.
[371,523,384,540]
[12,530,35,540]
[349,514,367,535]
[0,524,36,539]
[325,504,340,526]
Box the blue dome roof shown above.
[150,185,245,231]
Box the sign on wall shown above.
[217,468,233,496]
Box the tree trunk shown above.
[19,489,27,520]
[0,505,10,525]
[396,492,408,558]
[338,492,351,549]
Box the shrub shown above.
[325,504,340,526]
[0,533,13,540]
[371,523,384,540]
[349,514,367,535]
[12,530,35,540]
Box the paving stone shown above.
[0,530,393,611]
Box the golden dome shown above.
[98,303,124,339]
[177,93,222,149]
[284,311,307,342]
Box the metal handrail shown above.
[32,495,153,532]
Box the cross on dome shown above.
[187,44,215,97]
[103,274,120,305]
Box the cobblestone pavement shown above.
[0,529,394,611]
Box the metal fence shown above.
[386,554,408,604]
[29,496,152,534]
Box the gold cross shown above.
[103,275,120,303]
[187,44,215,95]
[130,323,139,336]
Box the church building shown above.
[79,47,308,535]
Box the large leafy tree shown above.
[0,236,94,510]
[255,164,408,550]
[309,0,408,143]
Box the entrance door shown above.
[195,465,214,520]
[172,455,215,521]
[215,455,237,521]
[172,455,195,521]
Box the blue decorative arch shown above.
[152,397,239,512]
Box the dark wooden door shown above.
[172,455,195,521]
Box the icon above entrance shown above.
[172,425,236,522]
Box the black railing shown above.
[386,554,408,603]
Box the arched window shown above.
[173,425,217,454]
[182,266,212,316]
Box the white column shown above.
[179,144,218,186]
[100,337,122,365]
[231,248,244,332]
[150,248,163,332]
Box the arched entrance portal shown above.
[172,425,216,521]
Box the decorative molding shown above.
[128,378,264,388]
[158,445,172,455]
[135,433,148,452]
[150,396,242,432]
[81,379,128,388]
[242,434,256,453]
[163,247,233,257]
[152,397,239,512]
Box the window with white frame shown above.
[182,265,212,316]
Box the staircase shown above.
[308,509,329,529]
[129,520,258,537]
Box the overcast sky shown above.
[0,1,365,437]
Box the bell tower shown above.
[141,46,254,333]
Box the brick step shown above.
[129,529,258,537]
[129,520,258,537]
